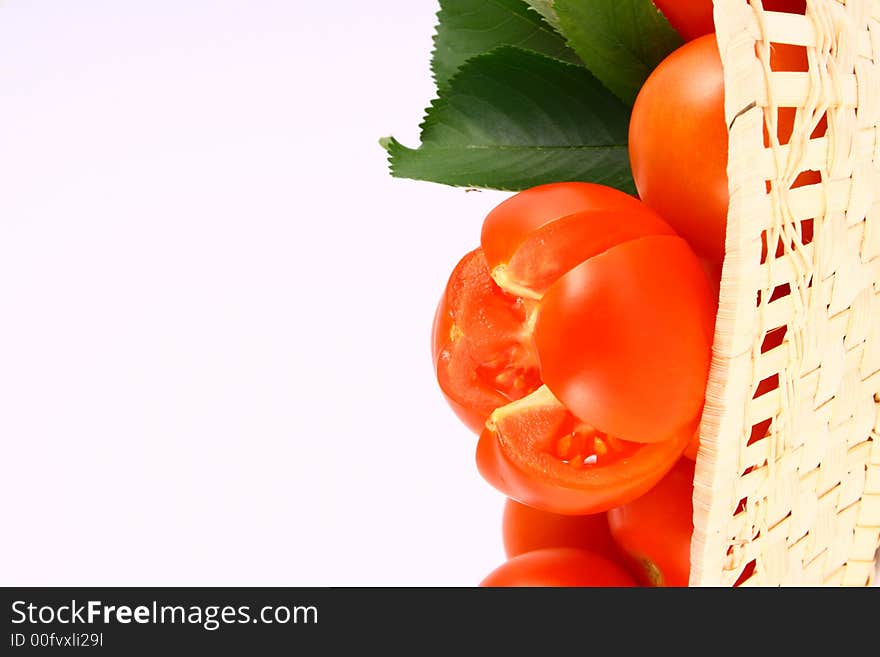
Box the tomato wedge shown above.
[476,386,692,515]
[432,248,541,433]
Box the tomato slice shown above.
[432,248,541,433]
[476,386,692,515]
[533,235,715,444]
[480,182,674,297]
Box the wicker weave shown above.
[690,0,880,586]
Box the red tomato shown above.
[629,34,825,279]
[476,385,693,515]
[434,182,716,514]
[607,459,695,587]
[480,547,637,587]
[502,498,620,561]
[653,1,806,42]
[431,248,541,433]
[433,182,685,436]
[534,235,715,443]
[629,35,728,267]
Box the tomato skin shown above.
[502,498,620,560]
[629,34,821,274]
[480,182,675,296]
[607,459,695,587]
[480,547,637,587]
[652,1,806,42]
[533,235,715,444]
[431,282,493,433]
[629,34,728,268]
[477,414,692,516]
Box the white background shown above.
[0,0,514,586]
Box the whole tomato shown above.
[480,547,637,587]
[653,1,806,42]
[501,498,620,561]
[629,34,825,278]
[607,458,695,587]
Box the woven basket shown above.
[690,0,880,586]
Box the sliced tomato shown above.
[480,182,674,298]
[432,248,541,433]
[533,235,715,444]
[476,386,692,515]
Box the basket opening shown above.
[761,326,788,353]
[748,418,773,446]
[754,373,780,399]
[733,559,757,587]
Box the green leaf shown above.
[431,0,580,90]
[553,0,682,105]
[523,1,561,32]
[383,47,634,194]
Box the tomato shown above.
[433,182,716,513]
[629,33,825,278]
[607,459,695,587]
[480,547,637,587]
[501,498,620,561]
[476,385,693,515]
[433,182,684,436]
[432,248,541,433]
[652,1,806,42]
[629,35,727,267]
[481,182,674,297]
[534,235,715,443]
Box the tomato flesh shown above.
[432,249,541,433]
